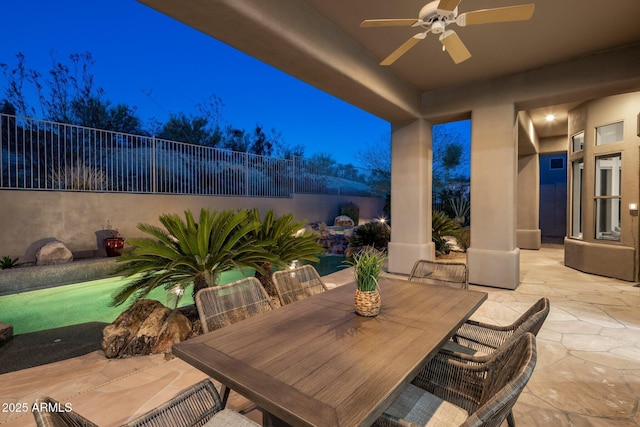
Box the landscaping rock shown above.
[36,240,74,266]
[102,299,192,358]
[334,215,355,227]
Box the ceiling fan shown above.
[360,0,535,65]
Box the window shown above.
[571,160,583,239]
[594,154,621,241]
[596,122,623,145]
[571,131,584,152]
[549,157,564,170]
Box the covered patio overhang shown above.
[137,0,640,288]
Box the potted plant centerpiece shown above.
[349,246,386,316]
[104,229,125,257]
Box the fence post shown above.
[152,136,157,193]
[245,152,249,196]
[292,156,297,196]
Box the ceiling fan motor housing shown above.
[419,0,458,26]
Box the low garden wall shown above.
[0,190,385,263]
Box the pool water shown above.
[0,255,345,335]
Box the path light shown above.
[377,216,387,224]
[168,284,184,309]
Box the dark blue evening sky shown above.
[1,0,394,166]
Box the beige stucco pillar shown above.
[517,154,542,249]
[388,119,435,274]
[467,103,520,289]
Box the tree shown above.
[221,126,250,152]
[159,113,221,146]
[432,124,469,191]
[1,51,143,133]
[110,208,276,308]
[357,135,391,200]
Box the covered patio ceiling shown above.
[138,0,640,138]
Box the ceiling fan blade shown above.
[360,19,418,28]
[380,34,425,66]
[437,0,462,12]
[457,4,535,26]
[440,30,471,64]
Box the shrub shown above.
[350,221,391,251]
[340,201,359,226]
[432,210,462,256]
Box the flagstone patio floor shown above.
[1,247,639,426]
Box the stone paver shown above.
[0,247,638,426]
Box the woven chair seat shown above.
[272,264,328,305]
[408,260,468,289]
[203,409,261,426]
[381,383,469,427]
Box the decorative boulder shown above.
[334,215,355,227]
[102,299,192,358]
[35,241,74,266]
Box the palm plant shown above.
[110,208,275,307]
[247,208,323,298]
[432,210,463,256]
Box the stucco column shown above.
[517,154,541,249]
[388,119,435,274]
[467,104,520,289]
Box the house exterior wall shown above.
[565,92,640,281]
[0,191,385,263]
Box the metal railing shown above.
[0,114,378,197]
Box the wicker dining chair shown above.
[195,276,275,334]
[272,264,329,305]
[195,276,275,409]
[441,297,549,427]
[408,259,469,289]
[33,379,260,427]
[374,333,537,427]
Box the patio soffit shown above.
[138,0,640,134]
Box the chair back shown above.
[196,277,275,333]
[124,379,223,427]
[272,264,328,305]
[462,333,537,427]
[33,397,98,427]
[408,259,468,289]
[512,297,550,337]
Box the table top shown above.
[173,277,487,427]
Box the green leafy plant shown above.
[347,246,386,292]
[349,221,391,251]
[432,210,462,256]
[110,208,275,308]
[1,256,19,269]
[448,196,470,226]
[246,208,323,298]
[340,201,360,226]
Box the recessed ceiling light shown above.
[545,114,556,122]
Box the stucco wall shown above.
[565,92,640,282]
[0,191,385,263]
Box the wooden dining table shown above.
[173,277,487,427]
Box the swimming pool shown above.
[0,255,346,335]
